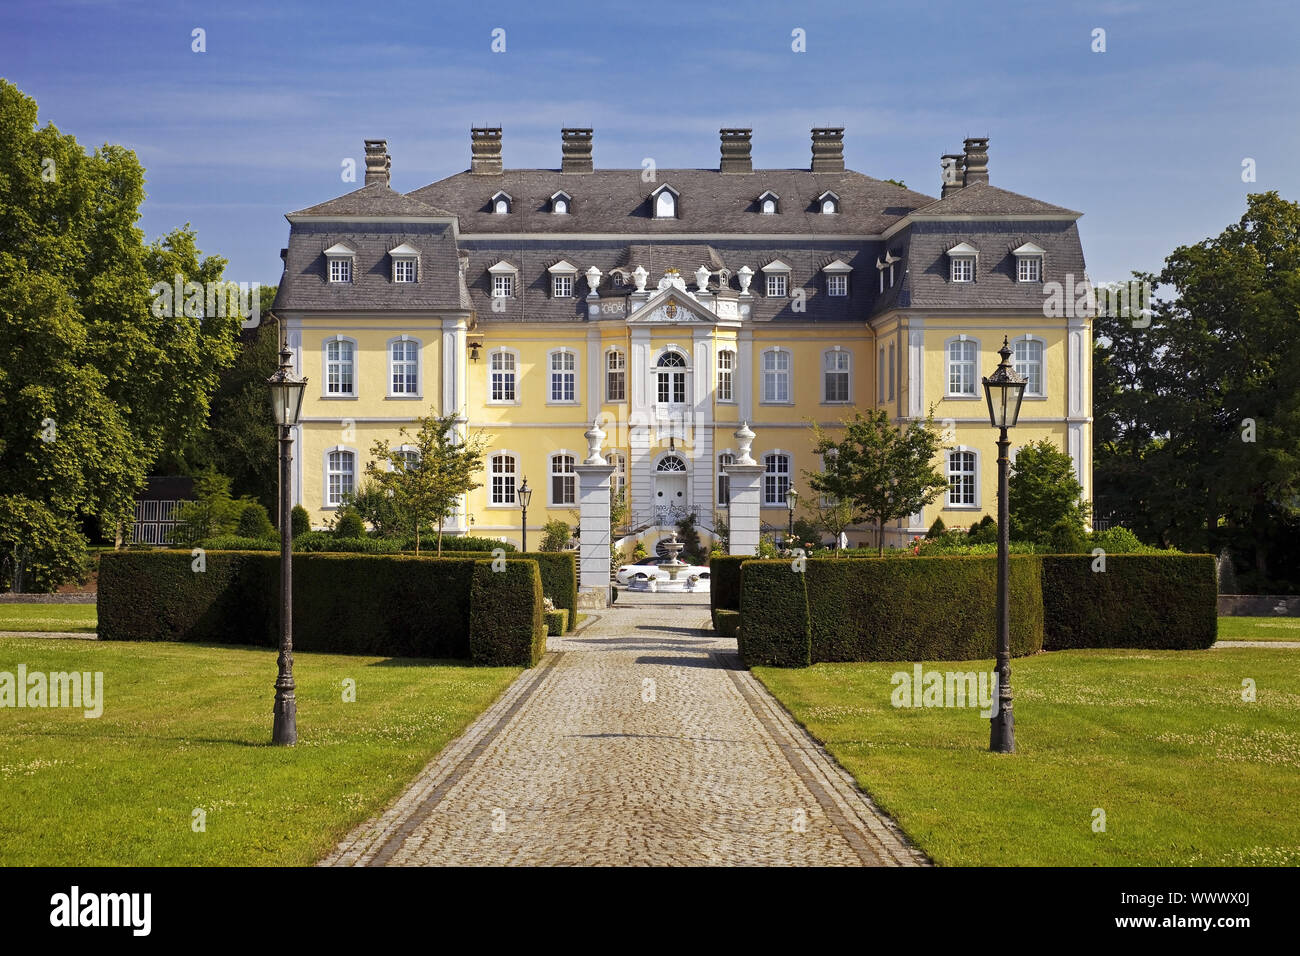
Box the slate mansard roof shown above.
[272,140,1085,320]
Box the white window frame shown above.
[488,347,520,405]
[823,347,851,404]
[944,335,981,399]
[328,257,352,283]
[549,452,577,507]
[551,191,571,215]
[651,184,679,219]
[491,191,512,214]
[766,273,788,298]
[608,451,626,499]
[322,335,358,398]
[716,348,735,403]
[946,447,980,509]
[827,273,848,297]
[488,260,518,298]
[323,446,357,509]
[386,335,421,398]
[489,452,518,507]
[763,451,792,506]
[951,257,975,283]
[392,258,416,283]
[717,451,734,506]
[552,274,574,298]
[1017,256,1042,282]
[605,348,626,403]
[1011,335,1047,398]
[817,190,840,214]
[654,348,689,406]
[761,348,792,404]
[548,348,579,405]
[391,445,421,472]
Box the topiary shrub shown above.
[709,555,745,629]
[804,555,1044,662]
[333,510,365,539]
[441,536,517,552]
[1046,517,1087,554]
[967,515,998,545]
[438,550,576,631]
[468,559,546,666]
[291,505,311,536]
[925,516,947,539]
[294,532,401,553]
[236,502,274,538]
[1041,554,1216,649]
[738,560,810,667]
[198,535,276,551]
[714,609,741,639]
[1090,526,1146,554]
[544,609,568,636]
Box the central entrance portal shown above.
[654,454,687,520]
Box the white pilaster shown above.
[738,326,754,420]
[907,318,925,420]
[724,464,763,556]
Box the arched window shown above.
[823,348,850,403]
[761,198,776,214]
[655,191,676,218]
[947,449,978,507]
[489,349,518,403]
[717,349,735,402]
[490,453,517,505]
[1012,337,1045,397]
[656,350,687,405]
[656,455,686,472]
[606,349,626,403]
[325,338,356,395]
[394,446,420,471]
[718,452,734,506]
[554,198,568,214]
[762,349,791,403]
[388,337,420,396]
[763,453,790,505]
[325,449,356,507]
[549,349,577,403]
[946,337,979,397]
[550,453,576,505]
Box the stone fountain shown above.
[631,531,705,592]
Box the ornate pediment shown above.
[625,287,715,325]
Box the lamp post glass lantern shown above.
[518,477,532,552]
[266,344,306,746]
[786,486,799,541]
[981,336,1026,754]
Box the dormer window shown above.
[490,191,512,214]
[758,190,780,215]
[488,260,518,298]
[550,191,571,215]
[817,190,840,214]
[822,259,852,297]
[947,242,979,283]
[324,243,355,283]
[650,184,679,219]
[388,243,419,284]
[548,259,578,298]
[762,259,792,298]
[1013,242,1046,282]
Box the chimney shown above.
[720,128,753,173]
[962,137,989,186]
[561,128,593,173]
[363,139,390,186]
[811,127,845,172]
[471,127,502,175]
[941,153,964,197]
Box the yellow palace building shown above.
[272,128,1091,552]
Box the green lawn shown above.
[1217,616,1300,641]
[755,647,1300,866]
[0,638,520,865]
[0,604,97,633]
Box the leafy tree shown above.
[806,410,948,556]
[173,468,241,545]
[802,497,856,551]
[675,511,704,562]
[711,512,729,554]
[539,519,571,552]
[0,497,87,593]
[364,413,488,555]
[1008,439,1090,543]
[1047,517,1087,554]
[343,479,401,538]
[967,515,998,545]
[610,490,629,572]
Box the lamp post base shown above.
[989,696,1014,753]
[272,684,297,746]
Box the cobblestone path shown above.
[322,601,926,866]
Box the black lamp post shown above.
[786,486,799,542]
[982,336,1027,754]
[266,342,306,746]
[518,477,532,552]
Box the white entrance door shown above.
[654,473,687,519]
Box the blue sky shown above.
[4,0,1297,286]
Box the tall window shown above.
[824,349,850,402]
[609,452,626,499]
[766,273,788,297]
[550,350,576,403]
[762,349,790,403]
[655,191,676,218]
[395,448,420,471]
[888,343,896,401]
[551,454,576,505]
[656,350,687,404]
[827,274,848,297]
[763,453,790,506]
[489,350,517,403]
[606,349,626,402]
[326,339,355,395]
[947,451,976,506]
[326,450,355,507]
[718,453,734,506]
[390,339,418,395]
[717,349,735,402]
[329,258,352,283]
[492,274,514,298]
[490,454,516,505]
[1013,339,1045,396]
[950,257,975,282]
[947,339,978,396]
[552,274,573,298]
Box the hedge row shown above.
[714,609,741,639]
[98,550,546,664]
[738,560,811,667]
[469,559,547,666]
[438,551,576,631]
[1041,554,1217,650]
[709,555,745,628]
[544,609,568,636]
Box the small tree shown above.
[711,511,730,553]
[539,519,571,552]
[675,511,704,563]
[365,413,488,555]
[610,490,629,573]
[173,467,243,544]
[333,509,365,538]
[803,497,856,552]
[344,479,400,537]
[1008,439,1090,543]
[806,410,948,556]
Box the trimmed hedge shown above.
[714,609,741,639]
[469,559,547,666]
[709,555,745,628]
[805,555,1044,662]
[439,550,576,631]
[99,550,478,657]
[738,560,810,667]
[1041,554,1217,649]
[544,609,568,636]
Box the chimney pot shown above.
[719,128,753,173]
[941,153,964,197]
[561,128,593,173]
[471,127,503,175]
[363,139,390,186]
[962,137,989,186]
[811,127,845,173]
